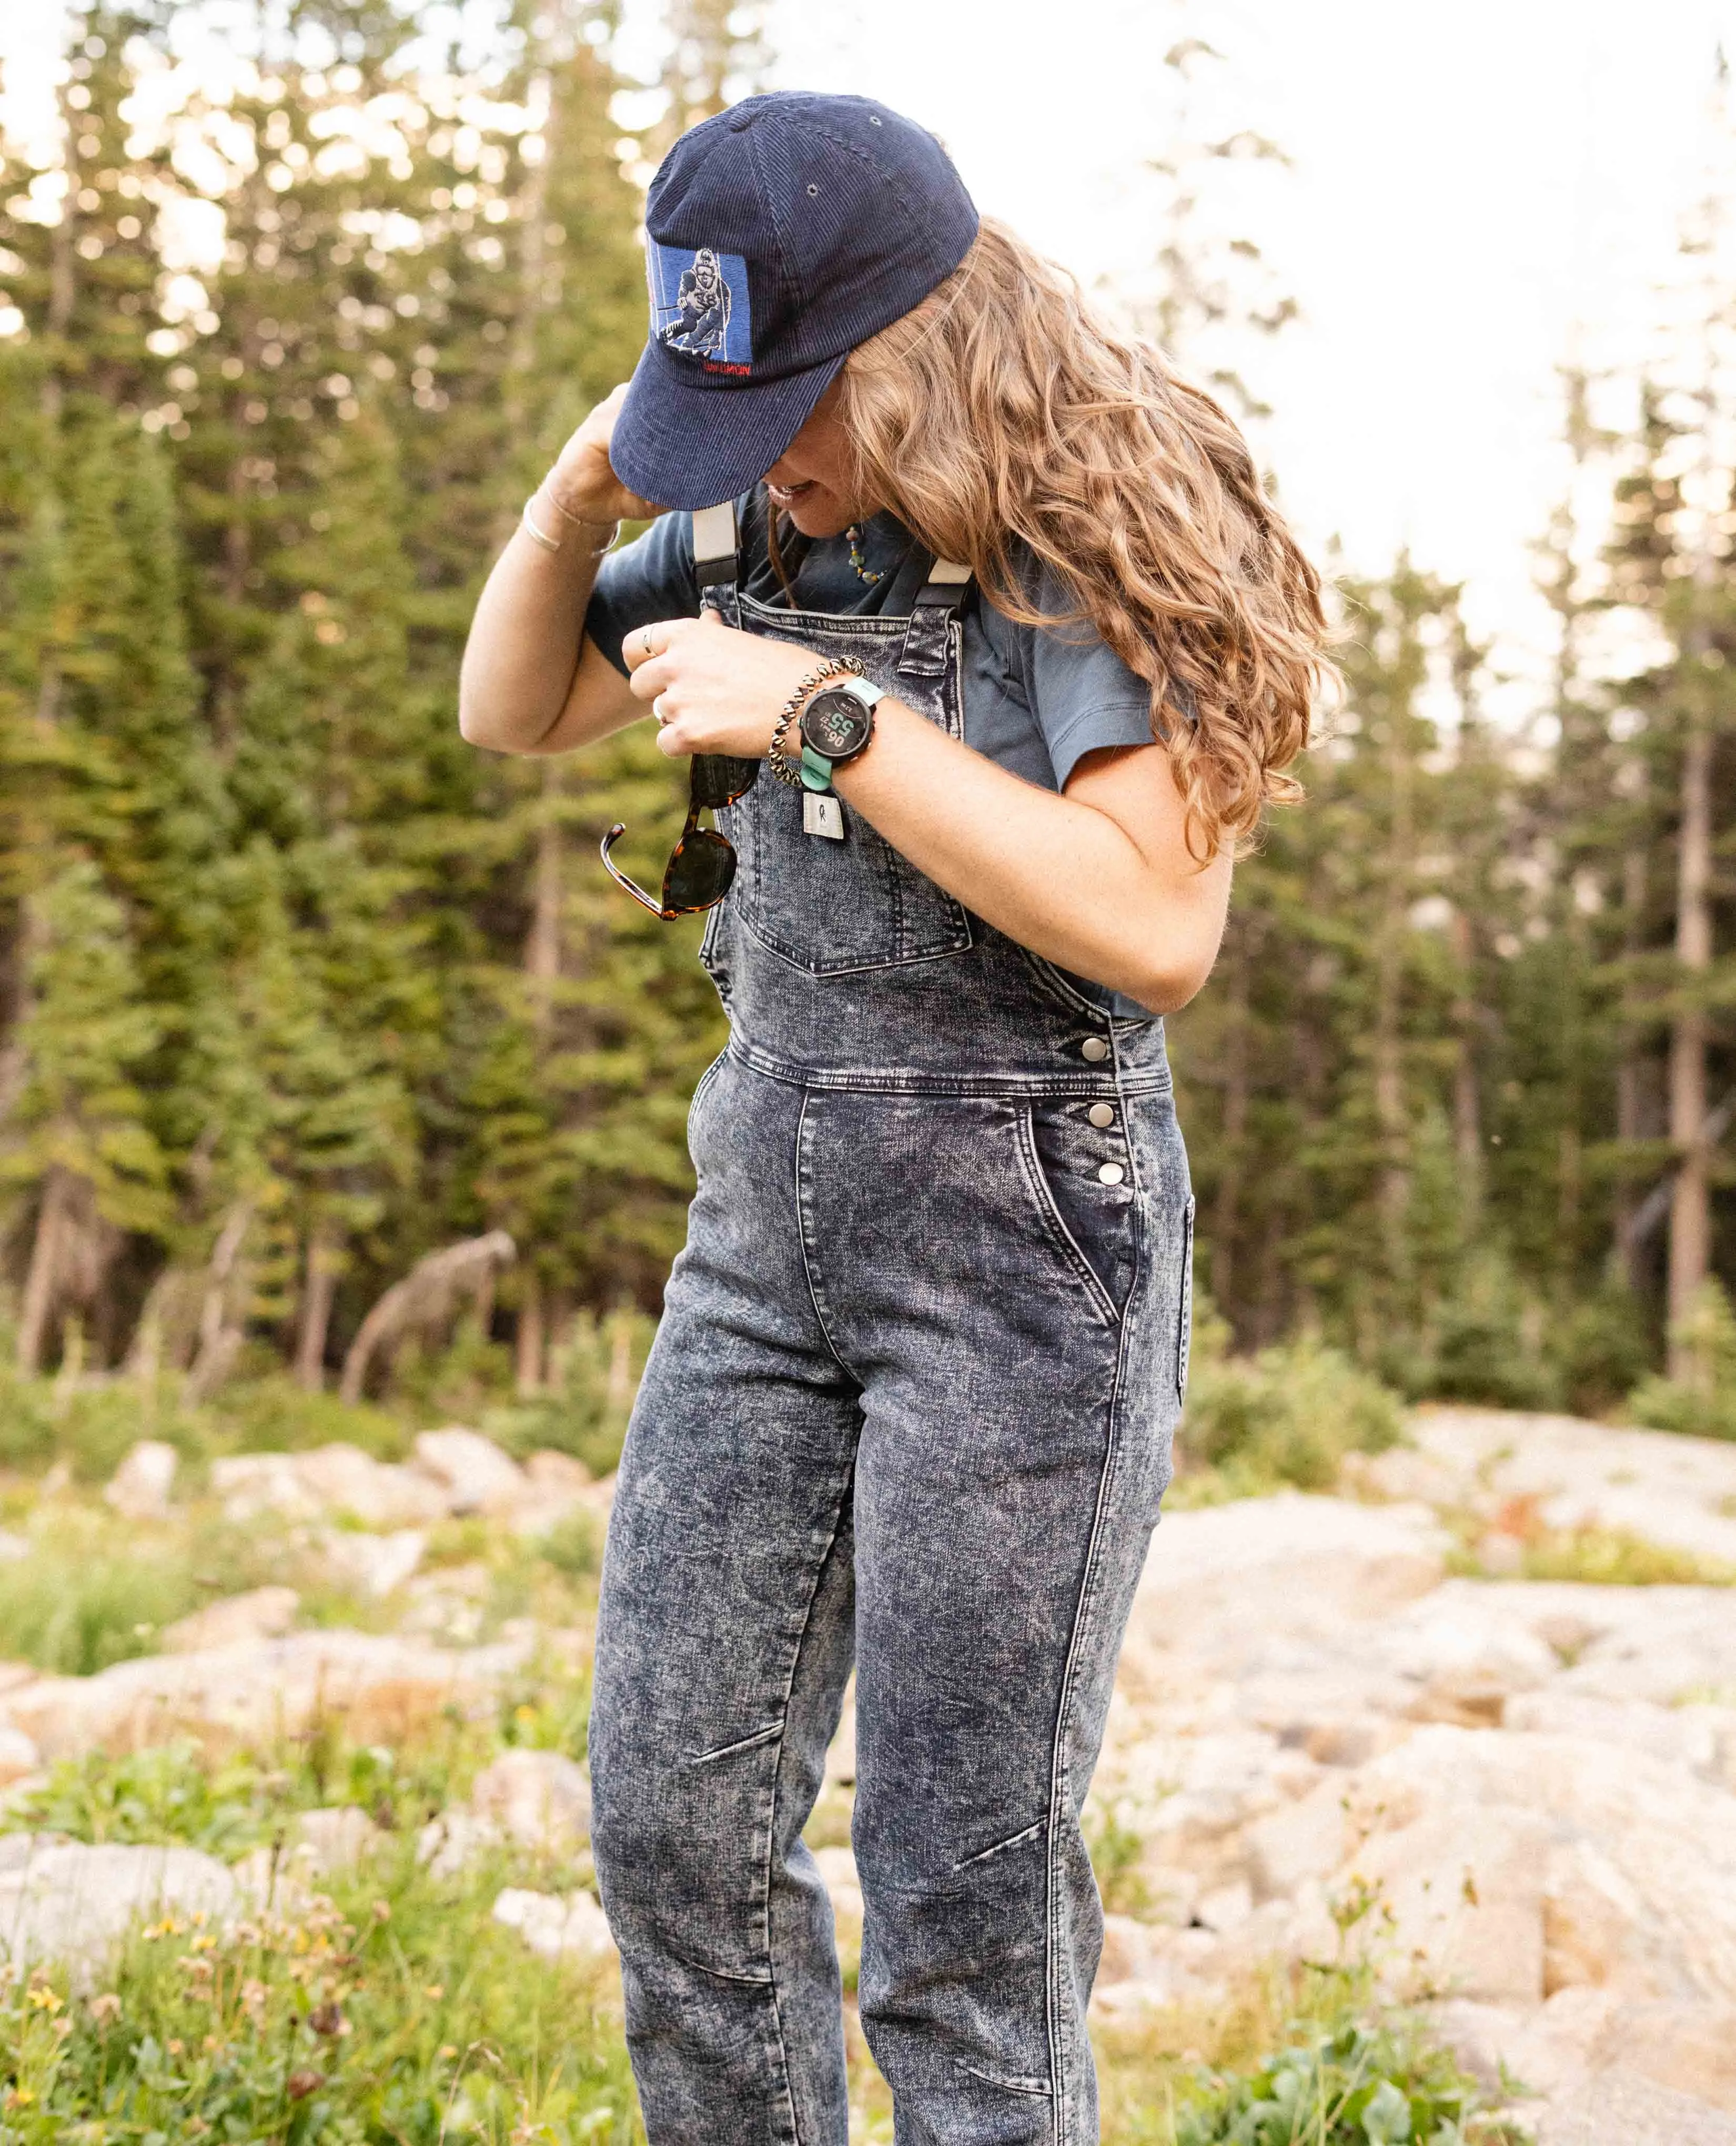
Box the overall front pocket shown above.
[730,765,974,977]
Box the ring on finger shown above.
[654,693,672,725]
[640,627,655,659]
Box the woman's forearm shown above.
[458,515,617,753]
[833,699,1229,1013]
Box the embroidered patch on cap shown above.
[648,242,752,374]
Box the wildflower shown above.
[370,1900,391,1922]
[189,1932,217,1953]
[425,1983,444,2000]
[286,2068,325,2101]
[89,1993,122,2027]
[6,2087,36,2109]
[27,1985,64,2013]
[167,2037,185,2057]
[308,2000,345,2038]
[240,1978,269,2021]
[439,2044,458,2060]
[53,2015,74,2040]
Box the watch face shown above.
[801,688,873,762]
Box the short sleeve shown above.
[1023,579,1158,788]
[584,513,700,676]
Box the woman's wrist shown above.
[768,656,863,784]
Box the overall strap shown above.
[691,500,742,626]
[896,554,972,679]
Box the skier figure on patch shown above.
[661,248,732,358]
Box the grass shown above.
[1445,1503,1736,1586]
[1171,1333,1405,1506]
[1095,1962,1528,2145]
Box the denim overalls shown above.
[589,499,1195,2146]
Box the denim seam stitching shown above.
[732,1044,1172,1099]
[1044,1026,1144,2145]
[688,1720,784,1768]
[793,1090,861,1381]
[1013,1105,1120,1328]
[951,1817,1046,1872]
[956,2061,1056,2098]
[663,1939,775,1990]
[760,1438,857,2146]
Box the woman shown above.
[460,90,1327,2146]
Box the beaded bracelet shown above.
[768,655,864,785]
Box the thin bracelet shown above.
[768,656,864,785]
[521,493,620,558]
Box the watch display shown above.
[800,685,876,764]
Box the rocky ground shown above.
[1,1408,1733,2141]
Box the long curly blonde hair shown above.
[834,219,1331,858]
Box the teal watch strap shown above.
[800,742,834,793]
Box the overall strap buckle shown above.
[691,501,741,625]
[897,556,971,679]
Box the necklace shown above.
[845,524,883,586]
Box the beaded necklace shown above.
[845,524,883,586]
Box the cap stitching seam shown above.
[746,122,808,329]
[781,114,968,280]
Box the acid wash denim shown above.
[589,521,1195,2146]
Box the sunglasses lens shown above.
[691,752,759,811]
[664,828,736,912]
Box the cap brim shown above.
[609,335,846,512]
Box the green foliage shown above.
[0,1514,208,1676]
[1628,1280,1736,1441]
[1170,2019,1517,2145]
[0,2,722,1404]
[497,1309,654,1477]
[1176,1335,1404,1500]
[0,1853,637,2144]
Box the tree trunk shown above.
[525,761,562,1037]
[1374,712,1414,1291]
[1449,906,1482,1217]
[295,1223,339,1392]
[516,1268,546,1397]
[1208,928,1252,1319]
[1614,845,1648,1287]
[1668,712,1713,1376]
[16,1164,74,1374]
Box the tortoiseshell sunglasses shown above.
[599,752,760,919]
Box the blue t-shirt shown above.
[584,494,1159,791]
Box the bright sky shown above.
[8,0,1736,713]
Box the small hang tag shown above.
[803,790,845,840]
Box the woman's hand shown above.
[543,384,663,528]
[624,612,821,762]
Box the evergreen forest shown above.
[4,0,1736,1438]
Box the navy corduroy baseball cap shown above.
[610,92,979,512]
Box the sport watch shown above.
[798,674,884,793]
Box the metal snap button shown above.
[1087,1102,1115,1128]
[1080,1036,1109,1063]
[1096,1161,1125,1186]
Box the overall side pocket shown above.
[1176,1195,1196,1402]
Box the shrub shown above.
[1177,1337,1404,1500]
[1426,1249,1558,1412]
[1172,2017,1523,2144]
[0,1520,205,1676]
[494,1309,654,1479]
[1628,1280,1736,1442]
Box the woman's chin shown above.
[785,501,854,540]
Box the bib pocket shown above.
[734,768,974,976]
[724,596,975,978]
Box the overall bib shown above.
[589,500,1195,2146]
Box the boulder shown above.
[1,1628,530,1760]
[0,1836,236,1978]
[416,1808,504,1879]
[319,1528,427,1597]
[0,1725,39,1787]
[104,1440,178,1521]
[412,1428,524,1515]
[812,1844,861,1925]
[492,1885,617,1963]
[288,1806,382,1875]
[163,1587,299,1654]
[469,1749,591,1855]
[209,1445,447,1529]
[1536,2069,1736,2143]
